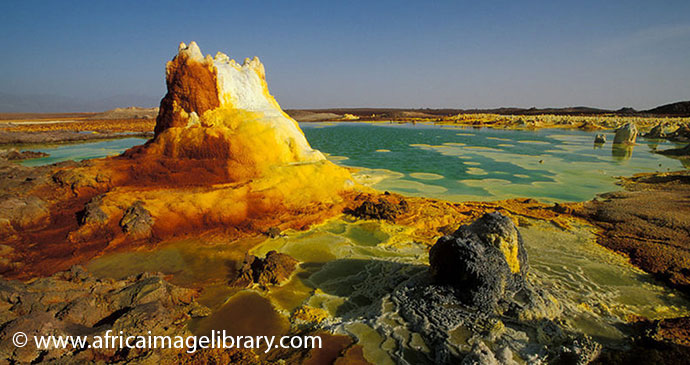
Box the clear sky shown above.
[1,0,689,112]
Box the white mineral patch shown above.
[177,42,325,162]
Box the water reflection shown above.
[612,144,634,162]
[593,134,606,149]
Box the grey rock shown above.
[669,123,690,142]
[388,213,563,363]
[613,122,638,145]
[429,212,528,312]
[644,122,667,139]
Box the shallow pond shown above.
[17,123,687,203]
[302,122,687,202]
[18,137,147,167]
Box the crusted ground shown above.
[574,170,690,294]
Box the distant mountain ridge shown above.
[644,101,690,116]
[286,100,690,120]
[88,107,159,119]
[1,91,688,117]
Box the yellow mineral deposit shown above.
[66,41,355,243]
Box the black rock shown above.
[643,122,667,139]
[429,212,528,311]
[669,123,690,142]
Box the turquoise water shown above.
[19,137,147,167]
[302,122,687,202]
[16,124,687,202]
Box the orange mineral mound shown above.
[59,41,354,244]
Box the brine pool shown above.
[301,122,688,202]
[15,122,690,362]
[18,123,687,202]
[16,137,146,167]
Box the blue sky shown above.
[1,0,689,112]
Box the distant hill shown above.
[88,107,159,119]
[286,101,690,121]
[644,101,690,116]
[3,95,688,120]
[286,106,625,121]
[285,110,342,122]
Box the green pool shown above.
[18,137,147,167]
[302,122,687,202]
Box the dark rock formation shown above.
[0,266,210,364]
[579,121,602,131]
[644,100,690,116]
[265,226,281,238]
[668,123,690,142]
[613,122,638,145]
[347,196,408,221]
[429,212,528,311]
[594,134,606,144]
[392,274,561,363]
[553,202,574,214]
[616,107,637,114]
[644,122,667,139]
[648,316,690,347]
[230,251,298,288]
[119,200,154,237]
